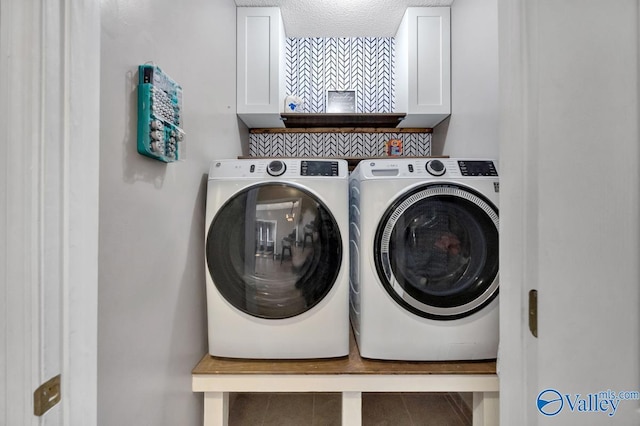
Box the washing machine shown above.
[349,158,499,361]
[205,158,349,359]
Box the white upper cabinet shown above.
[236,7,451,129]
[394,7,451,128]
[237,7,286,128]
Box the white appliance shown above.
[205,158,349,359]
[349,158,499,361]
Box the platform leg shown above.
[472,391,499,426]
[342,391,362,426]
[203,392,229,426]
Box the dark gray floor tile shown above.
[402,393,468,426]
[228,392,470,425]
[312,393,341,426]
[362,393,413,426]
[262,393,314,426]
[445,393,472,425]
[229,393,270,426]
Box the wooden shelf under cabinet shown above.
[280,113,408,129]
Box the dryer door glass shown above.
[206,183,342,319]
[374,184,499,320]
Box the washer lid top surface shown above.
[206,182,343,319]
[374,183,499,320]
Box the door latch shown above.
[34,374,61,416]
[529,289,538,338]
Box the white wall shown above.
[98,0,243,424]
[431,0,499,159]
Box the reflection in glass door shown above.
[206,183,342,319]
[255,219,277,258]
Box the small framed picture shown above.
[385,139,403,156]
[326,90,356,113]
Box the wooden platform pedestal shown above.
[192,333,499,426]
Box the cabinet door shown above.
[237,7,285,128]
[395,7,451,128]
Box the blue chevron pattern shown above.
[325,134,340,157]
[285,38,299,110]
[284,133,298,156]
[284,37,393,113]
[390,38,396,112]
[308,134,323,157]
[418,133,432,156]
[324,38,338,95]
[293,134,305,157]
[248,135,259,156]
[350,37,365,113]
[377,38,392,113]
[362,37,376,113]
[337,38,352,91]
[253,36,427,159]
[310,38,326,112]
[350,133,365,157]
[374,133,389,156]
[253,134,268,156]
[269,133,285,157]
[404,134,416,156]
[248,132,432,157]
[297,38,312,112]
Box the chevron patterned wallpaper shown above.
[249,132,431,157]
[285,37,394,113]
[249,37,431,158]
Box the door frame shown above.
[0,0,100,424]
[497,0,538,423]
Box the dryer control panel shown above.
[356,158,499,179]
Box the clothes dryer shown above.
[205,159,349,359]
[349,158,499,360]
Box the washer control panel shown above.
[458,160,498,177]
[300,160,340,177]
[426,159,446,176]
[266,160,286,176]
[357,158,498,179]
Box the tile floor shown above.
[228,392,471,426]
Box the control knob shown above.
[267,160,286,176]
[426,160,446,176]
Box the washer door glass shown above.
[374,184,499,320]
[206,183,342,319]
